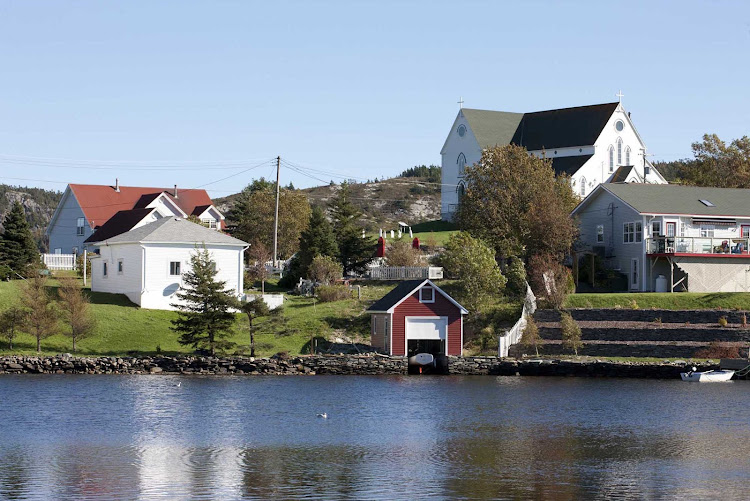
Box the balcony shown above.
[647,236,750,256]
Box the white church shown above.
[440,99,667,220]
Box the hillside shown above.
[0,184,62,251]
[216,175,442,230]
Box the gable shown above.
[367,279,468,314]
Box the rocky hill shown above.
[0,184,62,251]
[216,175,441,230]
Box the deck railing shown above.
[367,266,444,280]
[41,253,77,270]
[647,237,750,255]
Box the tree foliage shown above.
[58,276,96,353]
[296,206,339,277]
[0,305,25,350]
[228,180,311,260]
[0,202,39,276]
[239,296,271,357]
[246,240,272,293]
[560,312,583,355]
[456,145,577,259]
[20,275,58,352]
[385,238,421,267]
[528,253,574,310]
[171,248,238,356]
[505,256,527,300]
[683,134,750,188]
[399,165,442,183]
[329,183,373,275]
[520,314,541,357]
[308,255,343,285]
[438,232,506,312]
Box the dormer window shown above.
[419,286,435,303]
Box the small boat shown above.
[680,367,735,382]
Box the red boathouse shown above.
[367,279,468,357]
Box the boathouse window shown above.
[420,286,435,303]
[169,261,181,276]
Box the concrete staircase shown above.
[509,309,750,358]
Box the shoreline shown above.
[0,354,719,379]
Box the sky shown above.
[1,0,749,196]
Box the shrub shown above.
[653,317,662,324]
[317,285,351,303]
[718,316,728,328]
[520,314,541,357]
[478,326,495,353]
[628,299,639,310]
[694,342,740,359]
[742,313,747,328]
[308,255,343,285]
[560,312,583,355]
[528,253,573,310]
[386,239,422,267]
[505,256,527,300]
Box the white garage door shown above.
[406,317,447,340]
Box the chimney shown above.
[173,184,178,198]
[115,178,120,192]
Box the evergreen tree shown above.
[329,184,373,275]
[297,207,338,277]
[171,248,238,356]
[0,202,39,275]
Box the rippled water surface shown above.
[1,375,749,500]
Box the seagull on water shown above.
[175,381,181,387]
[316,412,328,419]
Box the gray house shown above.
[573,183,750,292]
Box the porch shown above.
[649,253,750,293]
[647,236,750,256]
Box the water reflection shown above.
[0,375,749,499]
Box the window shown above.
[457,153,466,176]
[76,217,85,236]
[419,286,435,303]
[103,262,108,277]
[457,182,466,201]
[635,222,643,242]
[169,261,181,276]
[201,219,217,229]
[617,138,623,165]
[742,225,750,238]
[580,177,586,196]
[457,124,466,137]
[596,224,604,243]
[54,248,62,254]
[700,224,715,238]
[644,165,650,176]
[666,222,676,237]
[608,146,614,173]
[623,222,634,243]
[699,199,715,207]
[625,146,631,166]
[652,221,661,236]
[615,120,625,132]
[117,259,124,274]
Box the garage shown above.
[405,317,447,357]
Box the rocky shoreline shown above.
[0,354,718,379]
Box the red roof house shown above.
[367,279,468,357]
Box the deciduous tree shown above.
[0,305,25,350]
[560,312,583,355]
[520,315,541,357]
[683,134,750,188]
[528,253,574,310]
[438,232,506,312]
[456,144,577,260]
[0,202,39,277]
[171,248,238,356]
[308,255,342,285]
[58,276,96,353]
[246,240,272,293]
[386,239,421,267]
[238,296,271,358]
[20,275,58,353]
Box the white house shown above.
[440,101,668,220]
[89,217,248,310]
[573,183,750,293]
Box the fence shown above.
[498,283,537,357]
[41,253,76,271]
[368,266,444,280]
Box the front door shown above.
[630,258,639,291]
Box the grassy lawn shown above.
[0,276,399,357]
[413,230,458,247]
[410,220,458,247]
[566,292,750,310]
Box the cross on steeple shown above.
[616,90,624,103]
[457,96,464,109]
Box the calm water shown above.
[0,375,749,500]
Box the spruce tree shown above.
[0,202,38,275]
[171,248,238,356]
[297,206,338,277]
[329,184,372,275]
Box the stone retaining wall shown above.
[0,355,715,379]
[536,308,749,324]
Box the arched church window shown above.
[608,146,614,173]
[457,182,466,200]
[625,146,631,166]
[580,177,586,197]
[617,138,623,165]
[457,153,466,176]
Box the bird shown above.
[316,413,328,419]
[175,381,181,387]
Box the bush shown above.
[386,239,421,267]
[528,253,573,310]
[694,342,740,359]
[718,316,728,328]
[505,256,527,300]
[0,265,11,281]
[308,255,343,285]
[317,285,351,303]
[560,312,583,355]
[520,315,541,357]
[478,326,495,353]
[629,299,639,310]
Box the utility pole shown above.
[273,156,281,268]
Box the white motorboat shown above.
[680,367,735,382]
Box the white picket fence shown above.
[368,266,444,280]
[498,283,537,357]
[41,253,76,271]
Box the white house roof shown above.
[95,217,248,246]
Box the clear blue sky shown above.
[1,0,748,195]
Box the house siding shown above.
[48,188,93,254]
[370,313,389,353]
[391,291,462,356]
[90,244,144,305]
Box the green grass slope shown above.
[566,292,750,310]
